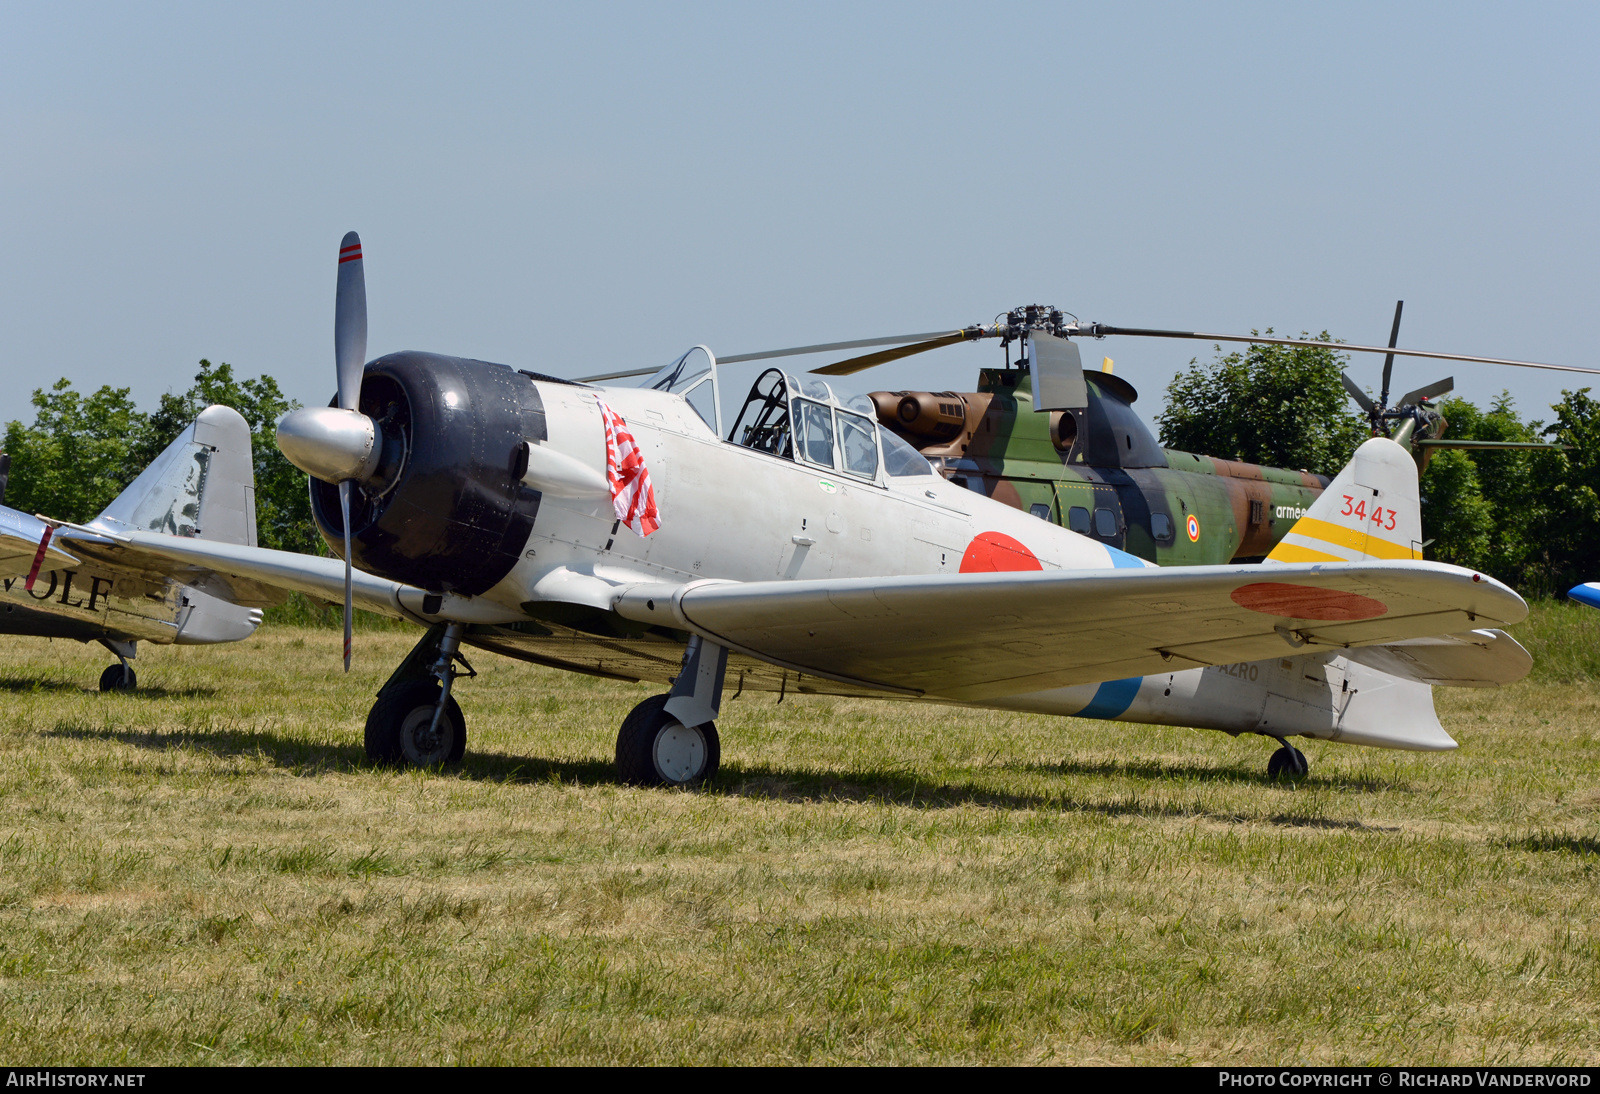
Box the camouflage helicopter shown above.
[699,301,1587,567]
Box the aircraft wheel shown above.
[99,664,136,692]
[615,694,720,788]
[365,679,466,767]
[1267,744,1308,779]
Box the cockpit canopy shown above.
[637,350,934,480]
[726,368,933,479]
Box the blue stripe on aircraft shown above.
[1570,583,1600,610]
[1077,676,1143,720]
[1106,545,1147,568]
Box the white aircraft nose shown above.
[276,406,379,483]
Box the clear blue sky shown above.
[2,2,1596,433]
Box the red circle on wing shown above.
[1230,582,1388,621]
[960,531,1043,573]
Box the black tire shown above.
[615,694,720,788]
[364,679,466,767]
[99,664,136,692]
[1267,744,1308,779]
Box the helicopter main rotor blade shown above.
[810,331,982,376]
[1078,325,1600,376]
[1398,377,1454,406]
[571,327,987,383]
[1341,371,1376,414]
[717,329,972,366]
[1380,300,1403,408]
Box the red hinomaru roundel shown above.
[960,531,1043,573]
[1230,582,1388,621]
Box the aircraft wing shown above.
[0,507,81,574]
[56,528,409,617]
[615,561,1526,701]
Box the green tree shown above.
[1529,387,1600,595]
[1156,332,1369,477]
[3,361,320,555]
[1,380,147,522]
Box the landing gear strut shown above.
[1266,736,1309,779]
[365,622,472,766]
[97,639,136,692]
[615,635,728,787]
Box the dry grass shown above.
[0,610,1597,1064]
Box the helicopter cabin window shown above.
[881,428,934,477]
[794,399,836,469]
[728,368,793,459]
[1151,513,1174,542]
[1094,508,1118,538]
[837,411,879,478]
[1067,506,1091,534]
[1029,503,1051,521]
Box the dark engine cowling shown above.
[309,351,547,597]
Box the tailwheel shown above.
[1267,740,1309,779]
[365,679,466,767]
[99,663,136,692]
[615,694,720,788]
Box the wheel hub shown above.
[400,703,453,765]
[652,722,706,784]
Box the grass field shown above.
[1,605,1597,1065]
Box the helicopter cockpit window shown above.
[728,368,793,459]
[881,427,934,477]
[794,399,836,469]
[645,346,721,434]
[837,411,879,477]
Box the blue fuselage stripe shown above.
[1077,676,1143,720]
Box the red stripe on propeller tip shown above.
[339,250,362,263]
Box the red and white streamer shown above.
[596,396,660,537]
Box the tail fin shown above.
[1266,437,1422,565]
[98,405,258,546]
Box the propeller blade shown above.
[1379,300,1403,408]
[339,481,353,673]
[1399,377,1454,406]
[335,232,368,412]
[1341,371,1376,413]
[1077,325,1600,376]
[717,329,976,367]
[811,331,979,377]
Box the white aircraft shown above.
[0,406,271,689]
[38,234,1531,783]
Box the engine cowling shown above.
[307,351,547,597]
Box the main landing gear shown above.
[1266,736,1309,779]
[613,634,730,787]
[365,622,471,766]
[363,625,731,786]
[98,639,137,692]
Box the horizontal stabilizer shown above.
[1343,628,1531,688]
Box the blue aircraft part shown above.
[1077,676,1143,720]
[1569,582,1600,610]
[1106,544,1148,569]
